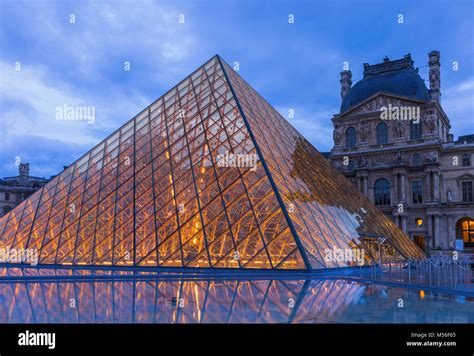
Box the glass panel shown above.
[222,59,425,268]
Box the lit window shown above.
[456,218,474,244]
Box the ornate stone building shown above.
[0,163,48,217]
[329,51,474,253]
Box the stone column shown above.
[401,215,408,234]
[427,214,433,248]
[394,215,400,228]
[400,174,406,202]
[393,173,399,203]
[433,171,440,202]
[425,172,431,202]
[447,214,454,248]
[363,176,368,196]
[446,214,452,248]
[434,215,440,248]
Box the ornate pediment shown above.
[372,153,392,167]
[346,94,420,116]
[456,173,474,186]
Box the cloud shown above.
[1,0,472,178]
[0,0,204,177]
[0,59,162,176]
[0,62,95,143]
[457,79,474,92]
[276,106,336,152]
[0,133,88,179]
[442,77,474,137]
[71,2,197,82]
[4,1,199,82]
[0,61,144,144]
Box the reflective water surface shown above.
[0,268,472,323]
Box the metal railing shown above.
[404,254,472,288]
[360,235,473,290]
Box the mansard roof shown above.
[341,54,430,113]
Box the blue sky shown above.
[0,0,473,178]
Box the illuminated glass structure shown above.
[0,56,425,270]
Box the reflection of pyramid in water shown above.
[0,55,424,270]
[0,270,367,323]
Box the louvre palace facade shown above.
[329,51,474,253]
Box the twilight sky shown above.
[0,0,473,178]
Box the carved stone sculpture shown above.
[425,115,437,133]
[333,126,344,145]
[393,151,404,164]
[393,121,404,137]
[359,122,370,142]
[357,157,368,168]
[446,188,453,202]
[426,151,438,162]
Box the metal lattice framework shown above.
[0,55,425,270]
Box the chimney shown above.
[340,70,352,100]
[428,50,441,103]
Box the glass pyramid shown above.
[0,55,425,270]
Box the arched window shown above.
[346,127,357,148]
[374,178,390,205]
[376,122,388,144]
[456,218,474,245]
[412,153,421,166]
[410,121,422,140]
